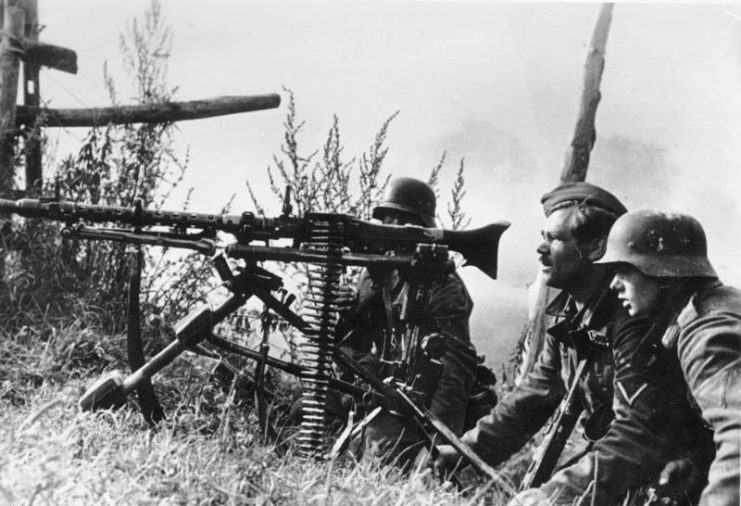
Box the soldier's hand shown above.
[657,457,702,498]
[432,444,465,478]
[413,446,433,472]
[506,488,550,506]
[335,284,358,314]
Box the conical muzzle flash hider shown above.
[442,222,510,280]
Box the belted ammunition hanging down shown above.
[297,218,344,455]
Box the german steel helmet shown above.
[372,177,436,227]
[597,210,717,278]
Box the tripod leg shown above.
[254,307,278,442]
[126,247,164,425]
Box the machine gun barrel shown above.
[0,197,289,240]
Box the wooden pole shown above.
[21,0,41,194]
[0,1,24,191]
[15,94,282,128]
[0,1,24,283]
[516,4,613,381]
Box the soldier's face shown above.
[536,208,591,292]
[378,209,420,226]
[609,265,662,316]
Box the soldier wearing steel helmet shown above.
[433,183,710,506]
[596,209,740,506]
[335,176,480,469]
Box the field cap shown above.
[541,182,627,217]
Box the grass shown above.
[0,318,525,505]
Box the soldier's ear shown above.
[586,236,607,262]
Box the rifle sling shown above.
[521,357,589,490]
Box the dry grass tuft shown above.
[0,322,516,505]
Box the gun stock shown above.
[444,223,511,280]
[347,219,511,280]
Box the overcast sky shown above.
[36,1,741,352]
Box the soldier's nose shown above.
[609,276,621,291]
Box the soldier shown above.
[435,181,630,478]
[336,176,479,469]
[594,210,740,506]
[436,183,709,505]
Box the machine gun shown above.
[0,189,509,465]
[0,189,507,280]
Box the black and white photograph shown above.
[0,1,739,504]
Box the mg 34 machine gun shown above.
[0,189,510,483]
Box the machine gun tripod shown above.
[76,245,508,487]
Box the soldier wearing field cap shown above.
[436,182,630,477]
[595,210,740,506]
[436,183,710,505]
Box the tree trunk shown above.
[516,3,614,382]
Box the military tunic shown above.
[338,267,478,466]
[460,285,621,470]
[665,282,741,506]
[538,315,713,505]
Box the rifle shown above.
[2,188,509,459]
[335,349,517,496]
[520,358,588,490]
